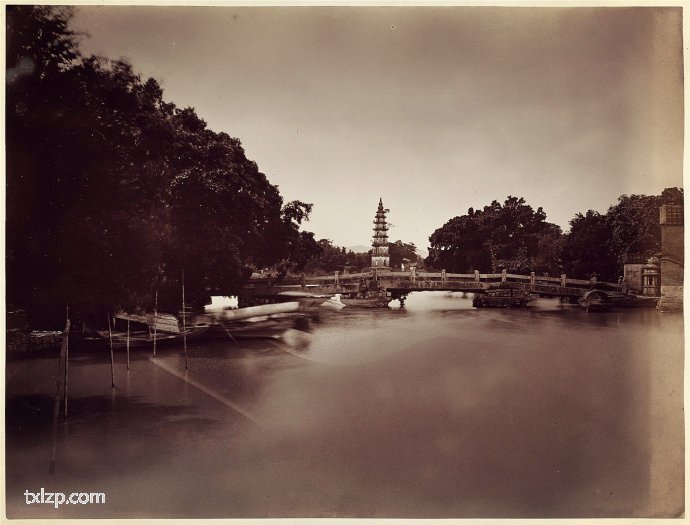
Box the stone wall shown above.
[658,285,683,312]
[658,205,683,311]
[661,258,684,287]
[661,231,684,262]
[623,263,643,292]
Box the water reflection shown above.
[5,292,684,518]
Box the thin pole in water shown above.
[63,306,70,419]
[50,313,70,472]
[126,318,130,371]
[107,314,115,387]
[182,271,188,369]
[153,290,158,358]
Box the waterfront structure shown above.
[371,198,390,268]
[641,258,661,297]
[623,263,643,293]
[623,255,660,296]
[658,204,684,311]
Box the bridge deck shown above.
[240,270,618,299]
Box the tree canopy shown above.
[560,187,683,281]
[298,239,421,274]
[426,189,683,281]
[389,241,419,268]
[559,211,617,280]
[426,196,561,274]
[301,240,368,274]
[6,6,315,325]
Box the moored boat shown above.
[339,296,391,308]
[205,301,313,340]
[74,311,212,349]
[579,290,660,311]
[473,289,532,308]
[92,326,211,349]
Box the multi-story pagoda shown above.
[371,198,390,268]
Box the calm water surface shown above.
[6,293,684,518]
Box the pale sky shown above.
[70,6,684,251]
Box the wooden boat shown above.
[209,315,311,340]
[204,301,313,340]
[75,312,211,349]
[275,291,331,307]
[93,326,211,349]
[579,290,660,311]
[472,288,533,308]
[339,296,391,308]
[275,291,350,310]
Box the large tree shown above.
[560,211,618,281]
[607,188,684,264]
[6,6,315,325]
[389,240,419,268]
[560,187,684,281]
[302,240,346,274]
[426,196,561,274]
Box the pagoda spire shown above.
[371,198,390,268]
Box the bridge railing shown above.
[245,270,620,291]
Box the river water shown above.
[5,292,684,518]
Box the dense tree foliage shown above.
[299,239,421,274]
[426,196,561,274]
[560,187,683,281]
[346,251,373,272]
[7,6,315,325]
[302,240,368,274]
[302,240,346,274]
[559,211,617,280]
[607,188,683,263]
[427,189,683,281]
[389,240,419,269]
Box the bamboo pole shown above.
[50,314,70,473]
[126,318,130,371]
[107,314,115,388]
[182,271,188,370]
[153,290,158,358]
[63,306,70,419]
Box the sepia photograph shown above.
[4,3,685,519]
